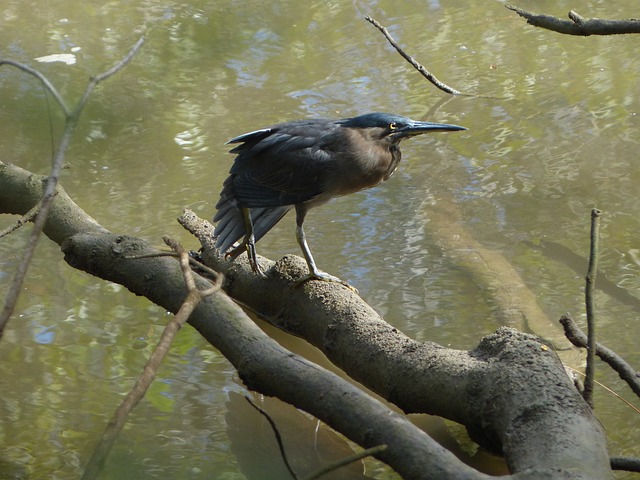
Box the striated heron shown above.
[213,112,466,285]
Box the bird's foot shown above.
[249,258,268,278]
[293,271,358,293]
[254,267,268,279]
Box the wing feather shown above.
[213,119,340,252]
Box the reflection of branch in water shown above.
[524,240,640,312]
[226,392,374,480]
[420,193,574,351]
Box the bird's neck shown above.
[329,131,402,195]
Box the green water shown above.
[1,1,638,478]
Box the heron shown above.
[213,112,466,285]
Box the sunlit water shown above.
[1,0,639,478]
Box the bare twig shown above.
[73,36,146,115]
[583,208,601,408]
[506,5,640,36]
[82,237,222,479]
[0,36,145,339]
[0,60,70,116]
[124,250,222,284]
[304,444,387,480]
[0,199,47,238]
[561,315,640,399]
[365,16,463,96]
[245,396,300,480]
[244,394,388,480]
[564,365,640,415]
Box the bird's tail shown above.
[213,203,291,257]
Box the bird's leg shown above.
[241,207,266,277]
[293,206,355,291]
[296,223,321,276]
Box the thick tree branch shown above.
[62,233,489,480]
[182,211,611,479]
[506,5,640,36]
[0,162,108,242]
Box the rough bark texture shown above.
[0,162,108,243]
[61,232,483,480]
[0,162,613,479]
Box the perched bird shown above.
[213,112,466,284]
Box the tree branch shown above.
[506,5,640,36]
[560,314,640,399]
[181,210,611,478]
[365,16,464,96]
[610,456,640,473]
[584,208,601,407]
[0,60,70,115]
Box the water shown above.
[1,0,638,478]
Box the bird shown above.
[213,112,466,285]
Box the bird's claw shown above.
[249,259,268,278]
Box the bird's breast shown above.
[326,138,401,196]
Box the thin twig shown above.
[245,396,300,480]
[0,60,70,116]
[0,36,145,339]
[82,238,222,479]
[0,200,45,238]
[561,315,640,399]
[564,365,640,415]
[124,250,222,284]
[365,16,463,96]
[583,208,602,408]
[304,444,387,480]
[73,36,146,117]
[244,395,387,480]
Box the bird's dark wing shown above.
[226,122,339,207]
[226,128,273,152]
[213,120,339,253]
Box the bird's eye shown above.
[389,122,397,130]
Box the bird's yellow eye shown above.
[389,122,397,130]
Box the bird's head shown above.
[338,112,466,143]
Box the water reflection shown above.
[1,0,639,478]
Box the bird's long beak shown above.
[398,120,467,137]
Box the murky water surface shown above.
[1,1,638,478]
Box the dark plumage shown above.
[213,112,466,284]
